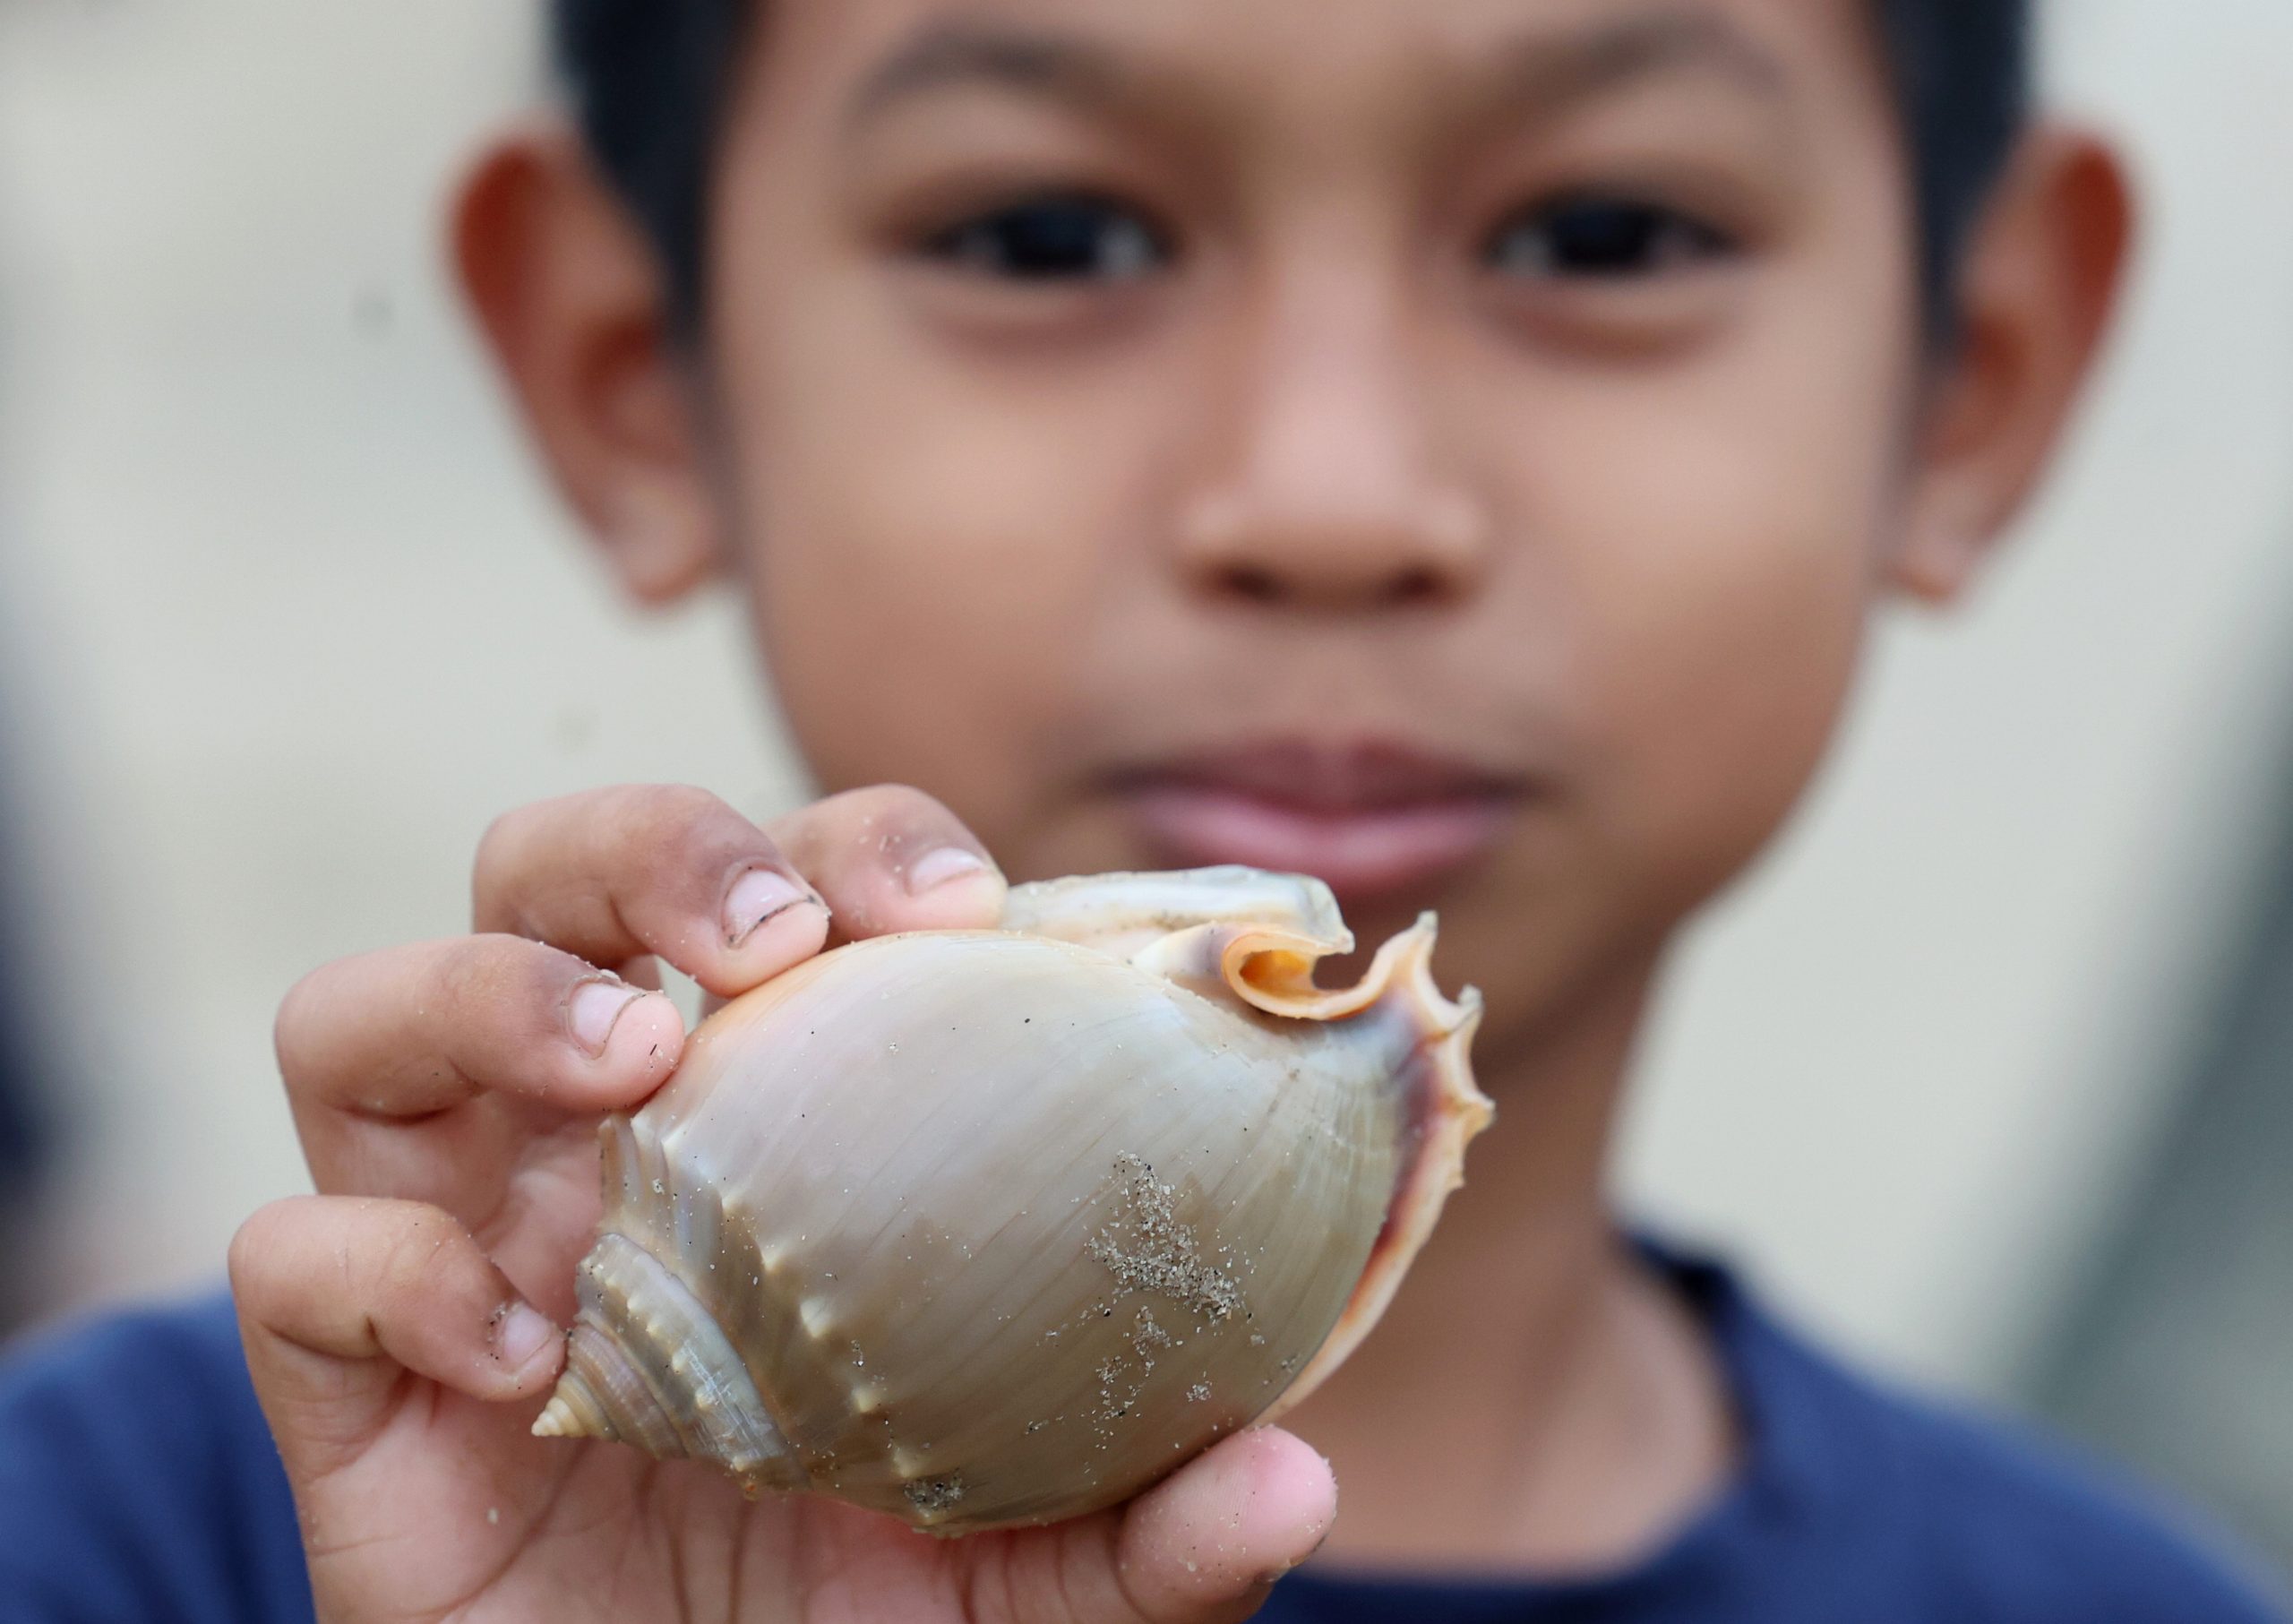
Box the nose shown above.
[1175,274,1491,612]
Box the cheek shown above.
[1524,331,1904,913]
[1538,80,1922,914]
[1605,467,1872,898]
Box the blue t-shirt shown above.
[0,1254,2281,1622]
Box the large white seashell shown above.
[534,868,1490,1533]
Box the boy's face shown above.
[708,0,1915,1047]
[475,0,2121,1063]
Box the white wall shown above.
[1620,0,2293,1387]
[0,0,806,1307]
[1,0,2289,1397]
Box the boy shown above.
[0,0,2281,1619]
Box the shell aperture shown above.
[534,867,1490,1533]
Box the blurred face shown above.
[702,0,1920,1058]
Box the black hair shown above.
[551,0,2029,337]
[1878,1,2031,324]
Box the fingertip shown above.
[488,1302,567,1398]
[772,786,1006,941]
[1118,1429,1338,1615]
[1220,1430,1340,1578]
[892,855,1009,934]
[234,1199,562,1424]
[713,887,832,992]
[591,988,685,1098]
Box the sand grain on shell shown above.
[1086,1154,1244,1324]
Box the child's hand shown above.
[231,785,1335,1623]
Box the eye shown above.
[1483,195,1737,279]
[918,193,1172,282]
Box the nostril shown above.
[1223,565,1285,604]
[1389,566,1443,606]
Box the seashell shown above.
[534,867,1490,1534]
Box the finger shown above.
[474,785,831,998]
[278,937,685,1133]
[766,785,1007,943]
[231,1197,564,1479]
[1110,1431,1337,1622]
[966,1430,1337,1624]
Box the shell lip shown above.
[1258,912,1491,1420]
[1224,910,1475,1031]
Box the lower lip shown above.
[1121,785,1519,904]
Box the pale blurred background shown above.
[1,0,2289,1568]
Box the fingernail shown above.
[905,846,992,896]
[724,868,815,949]
[496,1302,558,1369]
[569,978,643,1056]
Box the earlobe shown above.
[452,121,726,606]
[1889,126,2136,607]
[1892,511,1989,606]
[600,478,724,604]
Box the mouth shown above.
[1106,739,1530,907]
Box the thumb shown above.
[961,1429,1338,1624]
[229,1196,564,1482]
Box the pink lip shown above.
[1110,741,1528,905]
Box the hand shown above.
[235,785,1336,1623]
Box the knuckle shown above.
[435,936,582,1037]
[618,784,776,896]
[432,935,512,1021]
[618,783,733,849]
[477,786,785,953]
[472,801,543,891]
[472,798,571,934]
[376,1205,461,1298]
[272,966,334,1079]
[228,1199,297,1287]
[230,1195,341,1300]
[863,785,980,855]
[786,785,966,864]
[474,790,638,926]
[841,783,955,825]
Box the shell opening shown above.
[1226,912,1475,1034]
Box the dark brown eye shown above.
[1485,195,1736,279]
[921,194,1170,282]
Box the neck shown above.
[1285,947,1738,1576]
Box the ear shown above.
[1891,126,2135,605]
[452,121,724,606]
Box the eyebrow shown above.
[844,9,1788,134]
[1485,10,1790,125]
[844,22,1137,132]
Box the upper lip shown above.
[1106,738,1530,812]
